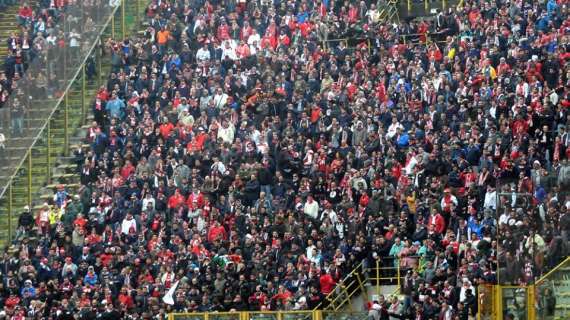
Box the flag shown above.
[162,281,179,305]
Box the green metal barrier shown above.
[0,0,147,248]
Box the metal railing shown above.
[534,257,570,320]
[169,311,317,320]
[0,0,145,246]
[317,262,367,312]
[477,258,570,320]
[170,311,369,320]
[311,256,404,312]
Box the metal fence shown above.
[534,257,570,320]
[0,0,145,246]
[169,311,365,320]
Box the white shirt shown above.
[387,122,403,139]
[322,209,338,225]
[196,47,210,61]
[142,198,155,211]
[306,245,316,260]
[211,161,227,175]
[213,93,228,109]
[221,43,237,61]
[483,190,497,210]
[218,123,235,143]
[247,34,261,49]
[121,217,137,235]
[303,200,319,219]
[499,213,511,225]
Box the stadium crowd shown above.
[0,0,570,319]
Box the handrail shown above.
[535,256,570,286]
[312,261,364,311]
[168,311,355,320]
[312,256,406,312]
[0,4,122,202]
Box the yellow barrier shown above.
[368,259,401,298]
[170,311,372,320]
[0,0,147,247]
[312,262,366,311]
[168,257,570,320]
[534,257,570,320]
[170,312,317,320]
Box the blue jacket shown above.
[84,273,98,286]
[105,98,125,119]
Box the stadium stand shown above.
[0,0,569,319]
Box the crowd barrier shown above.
[0,0,146,247]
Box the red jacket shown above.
[186,192,204,210]
[207,225,227,242]
[428,213,446,234]
[319,273,336,295]
[217,24,230,41]
[19,6,33,18]
[167,193,185,209]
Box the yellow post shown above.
[348,288,354,311]
[408,0,411,12]
[376,259,380,297]
[527,286,536,320]
[121,0,126,39]
[477,287,481,320]
[82,64,86,125]
[47,121,51,183]
[442,0,446,10]
[425,0,428,11]
[168,313,173,320]
[494,286,502,320]
[27,151,32,206]
[7,183,12,242]
[396,262,400,289]
[356,273,368,305]
[64,94,69,156]
[277,312,282,320]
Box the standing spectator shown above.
[10,98,25,136]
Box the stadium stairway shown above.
[0,4,22,61]
[0,0,147,247]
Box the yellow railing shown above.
[368,258,401,298]
[477,257,570,320]
[0,0,146,246]
[170,311,370,320]
[310,262,365,311]
[534,257,570,320]
[311,257,404,312]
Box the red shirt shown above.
[160,122,174,138]
[120,164,135,180]
[217,24,230,41]
[207,225,227,242]
[19,6,33,18]
[118,293,134,309]
[428,213,446,234]
[319,273,336,295]
[186,192,204,210]
[168,193,185,209]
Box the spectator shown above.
[17,3,33,27]
[2,0,570,318]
